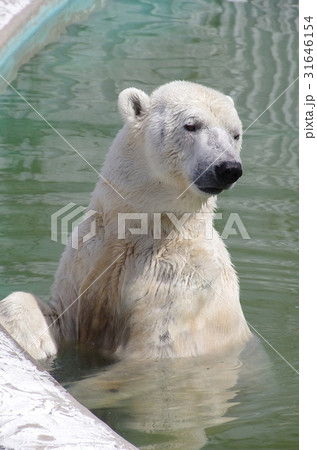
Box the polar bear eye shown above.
[184,123,198,132]
[233,133,240,141]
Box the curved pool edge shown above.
[0,325,137,449]
[0,0,104,91]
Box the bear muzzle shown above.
[194,161,243,195]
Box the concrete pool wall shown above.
[0,326,137,449]
[0,2,136,448]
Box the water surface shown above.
[0,0,298,448]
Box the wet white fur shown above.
[0,81,251,360]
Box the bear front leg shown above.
[0,291,58,359]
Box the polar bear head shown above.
[118,81,243,200]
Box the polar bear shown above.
[0,81,251,360]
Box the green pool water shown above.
[0,0,298,449]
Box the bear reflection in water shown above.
[58,338,269,450]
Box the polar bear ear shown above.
[118,88,150,123]
[226,95,234,105]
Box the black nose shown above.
[215,161,242,185]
